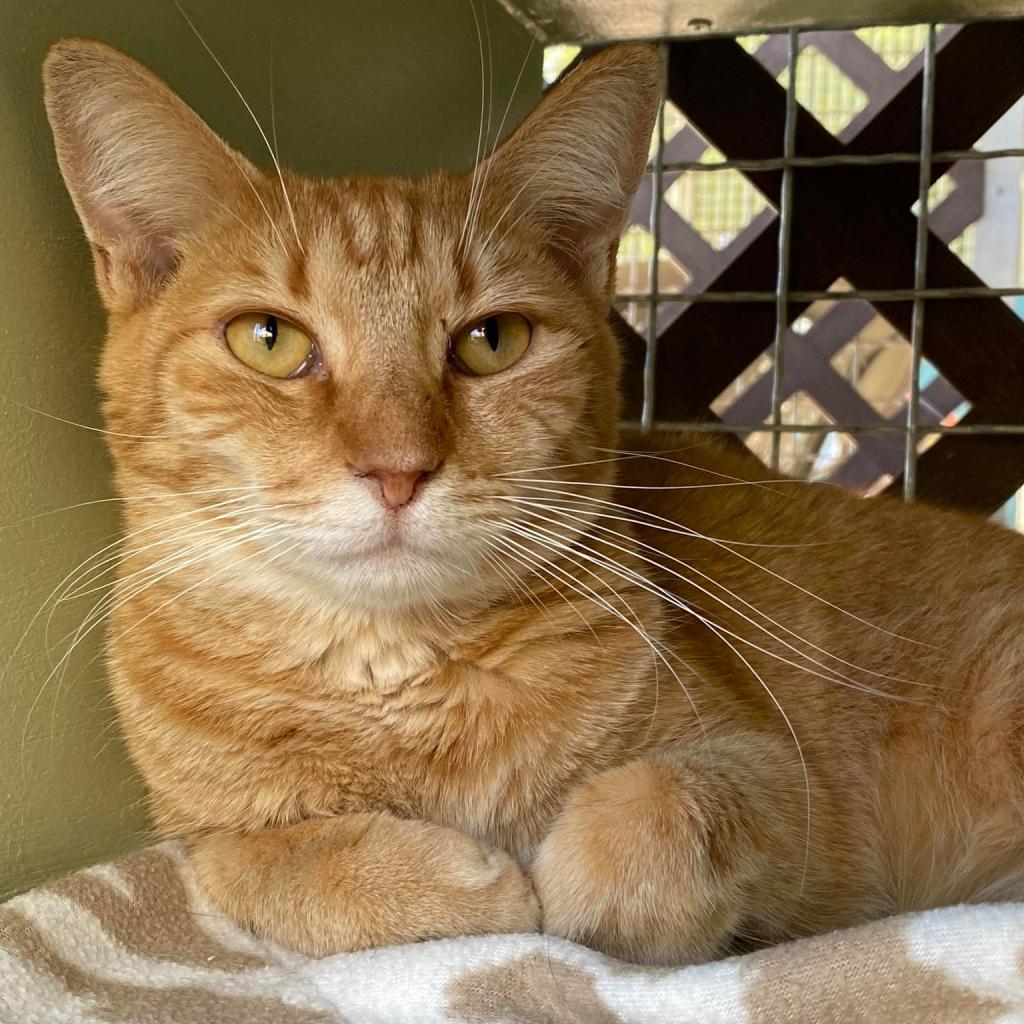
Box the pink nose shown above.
[353,464,437,510]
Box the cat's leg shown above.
[532,733,839,965]
[189,812,540,956]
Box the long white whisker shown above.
[42,495,307,656]
[505,497,926,690]
[504,476,804,492]
[51,496,283,613]
[496,446,710,478]
[507,483,936,648]
[456,0,489,259]
[6,493,264,693]
[500,526,651,654]
[507,491,827,548]
[594,445,796,495]
[466,35,537,258]
[52,516,289,662]
[44,529,302,761]
[174,0,304,254]
[114,533,299,648]
[492,36,536,153]
[206,194,263,243]
[689,611,812,892]
[492,530,685,708]
[55,521,287,665]
[462,0,496,258]
[0,396,176,440]
[490,527,706,732]
[24,521,287,774]
[498,516,910,701]
[487,533,604,644]
[61,510,285,606]
[476,169,549,258]
[1,484,262,531]
[269,54,280,164]
[478,187,548,257]
[52,492,258,593]
[223,148,291,254]
[496,517,811,880]
[480,536,552,619]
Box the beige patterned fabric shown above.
[2,843,1023,1023]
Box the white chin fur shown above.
[290,541,494,611]
[260,484,501,610]
[188,515,500,616]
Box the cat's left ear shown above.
[479,44,663,302]
[43,38,257,312]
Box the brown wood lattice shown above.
[613,22,1024,514]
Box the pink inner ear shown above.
[547,197,629,290]
[477,47,662,301]
[43,39,257,311]
[95,245,113,284]
[89,234,182,311]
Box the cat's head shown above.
[43,39,661,611]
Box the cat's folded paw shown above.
[429,825,542,937]
[532,757,739,965]
[190,814,539,957]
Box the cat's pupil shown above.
[255,315,278,351]
[483,317,500,352]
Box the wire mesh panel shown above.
[546,22,1024,529]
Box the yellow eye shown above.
[452,313,532,376]
[224,313,315,379]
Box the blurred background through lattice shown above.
[546,28,1024,528]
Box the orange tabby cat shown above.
[42,38,1024,965]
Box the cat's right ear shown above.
[43,39,255,312]
[479,44,663,304]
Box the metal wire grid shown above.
[641,44,668,433]
[632,25,1024,499]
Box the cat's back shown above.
[618,429,1024,909]
[618,428,1024,722]
[617,429,1024,649]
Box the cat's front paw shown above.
[191,814,540,957]
[431,826,543,938]
[532,757,739,965]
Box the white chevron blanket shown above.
[2,842,1023,1023]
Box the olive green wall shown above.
[0,0,539,900]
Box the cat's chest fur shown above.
[318,620,439,692]
[296,625,636,853]
[117,593,654,856]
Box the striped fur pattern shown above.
[39,38,1024,966]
